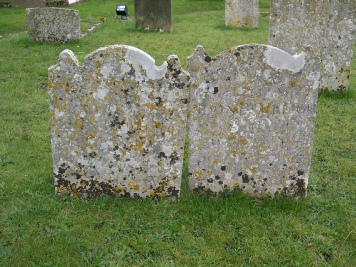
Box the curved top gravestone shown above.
[48,45,189,198]
[187,44,319,197]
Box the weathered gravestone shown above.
[48,45,189,198]
[269,0,356,91]
[225,0,258,28]
[26,7,80,43]
[187,44,319,197]
[12,0,45,8]
[134,0,172,32]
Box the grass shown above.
[0,0,355,265]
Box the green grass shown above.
[1,0,355,265]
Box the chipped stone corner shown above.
[265,46,305,73]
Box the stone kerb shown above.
[12,0,46,8]
[48,45,189,198]
[187,44,318,197]
[26,7,80,43]
[269,0,356,91]
[225,0,258,28]
[134,0,172,32]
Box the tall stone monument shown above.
[48,45,189,198]
[269,0,356,91]
[134,0,172,32]
[225,0,258,28]
[187,44,319,197]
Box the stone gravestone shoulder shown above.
[225,0,258,28]
[269,0,355,91]
[48,45,189,198]
[187,44,319,197]
[26,7,80,43]
[134,0,172,32]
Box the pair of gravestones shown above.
[48,44,318,199]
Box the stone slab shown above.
[48,45,189,198]
[26,7,80,43]
[225,0,258,28]
[269,0,356,91]
[187,44,319,197]
[134,0,172,32]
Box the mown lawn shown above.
[0,0,355,266]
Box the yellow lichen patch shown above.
[233,182,240,188]
[290,80,297,87]
[239,137,248,146]
[56,186,68,194]
[72,117,84,131]
[251,167,258,174]
[195,170,204,180]
[228,133,235,141]
[127,180,140,190]
[260,102,272,114]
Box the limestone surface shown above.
[225,0,258,28]
[187,44,319,197]
[134,0,172,32]
[26,7,80,43]
[48,45,189,198]
[269,0,356,91]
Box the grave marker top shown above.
[187,44,319,197]
[48,45,189,198]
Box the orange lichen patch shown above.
[228,133,235,141]
[56,186,68,194]
[233,182,240,188]
[195,170,204,180]
[72,117,84,131]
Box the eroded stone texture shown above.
[26,7,80,43]
[269,0,356,91]
[225,0,258,28]
[187,44,319,197]
[48,45,189,198]
[134,0,172,32]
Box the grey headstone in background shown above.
[225,0,258,28]
[12,0,45,8]
[26,8,80,43]
[134,0,172,32]
[48,45,189,198]
[187,44,319,197]
[269,0,356,92]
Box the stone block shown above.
[11,0,45,8]
[269,0,356,91]
[48,45,189,198]
[187,44,319,197]
[26,7,80,43]
[225,0,258,28]
[134,0,172,32]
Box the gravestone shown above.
[26,7,80,43]
[269,0,356,91]
[134,0,172,32]
[187,44,319,197]
[225,0,258,28]
[48,45,189,198]
[11,0,45,8]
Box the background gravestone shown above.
[11,0,45,8]
[187,44,319,197]
[269,0,356,91]
[48,45,189,198]
[134,0,172,32]
[26,7,80,43]
[225,0,258,28]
